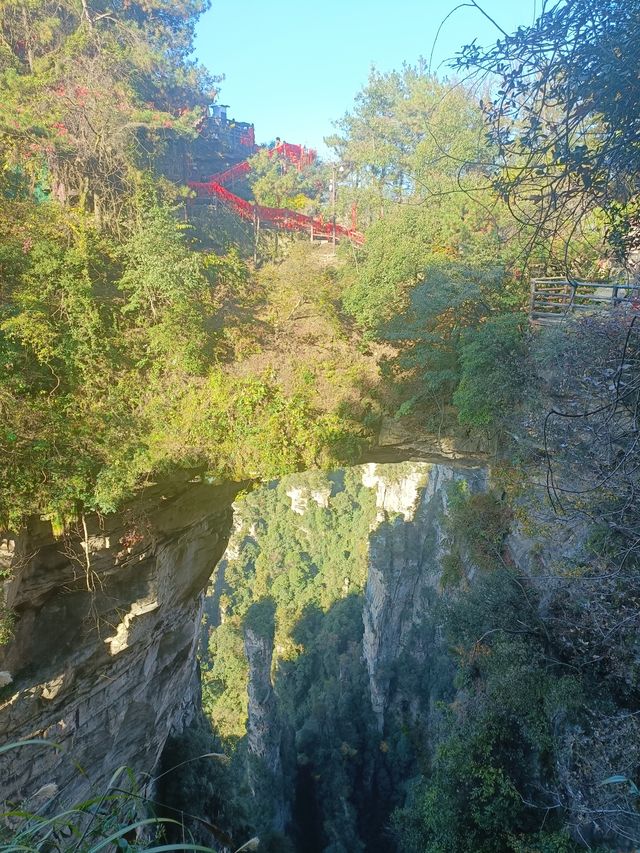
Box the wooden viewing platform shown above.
[530,278,640,325]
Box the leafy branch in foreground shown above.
[456,0,640,262]
[0,740,256,852]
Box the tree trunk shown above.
[21,6,34,72]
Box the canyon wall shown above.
[0,477,241,809]
[361,462,487,733]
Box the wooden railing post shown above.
[529,277,628,325]
[529,278,536,319]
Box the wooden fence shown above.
[530,278,640,324]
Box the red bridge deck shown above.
[187,143,364,246]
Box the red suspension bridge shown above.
[187,142,364,246]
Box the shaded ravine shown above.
[200,461,488,850]
[0,432,487,813]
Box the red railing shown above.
[239,127,255,148]
[188,142,364,246]
[271,141,316,169]
[205,161,251,186]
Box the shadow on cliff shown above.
[159,592,415,852]
[269,595,417,853]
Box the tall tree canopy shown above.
[327,65,490,223]
[329,68,532,412]
[456,0,640,261]
[0,1,370,531]
[0,0,216,221]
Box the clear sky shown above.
[194,0,538,156]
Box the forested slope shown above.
[2,0,640,850]
[0,1,376,537]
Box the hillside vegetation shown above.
[2,0,640,850]
[2,0,629,529]
[0,3,377,531]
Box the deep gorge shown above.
[1,458,489,848]
[2,0,640,849]
[3,326,640,852]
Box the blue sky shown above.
[194,0,538,156]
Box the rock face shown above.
[244,622,289,832]
[370,416,494,465]
[0,453,491,830]
[0,478,240,809]
[285,485,332,515]
[362,463,487,732]
[361,461,432,521]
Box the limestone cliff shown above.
[0,477,241,810]
[362,463,487,732]
[0,444,490,824]
[202,461,491,847]
[244,620,290,832]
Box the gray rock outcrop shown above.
[0,478,240,809]
[244,620,290,832]
[362,463,487,732]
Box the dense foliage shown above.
[0,7,374,532]
[453,313,531,428]
[0,0,214,220]
[456,0,640,260]
[3,0,640,850]
[0,196,368,529]
[248,148,321,212]
[394,526,640,850]
[198,447,640,852]
[200,467,424,850]
[201,468,378,741]
[328,66,603,427]
[393,568,585,853]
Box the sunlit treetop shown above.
[0,0,218,222]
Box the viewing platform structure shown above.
[530,278,640,325]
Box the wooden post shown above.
[529,278,536,320]
[253,206,259,265]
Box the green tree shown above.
[332,63,602,426]
[248,148,317,210]
[327,66,490,225]
[456,0,640,260]
[0,0,216,222]
[393,568,584,853]
[118,201,215,374]
[453,313,531,429]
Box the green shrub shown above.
[0,605,14,647]
[0,741,221,851]
[244,598,276,640]
[393,568,585,853]
[453,313,531,429]
[442,482,512,580]
[440,548,465,589]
